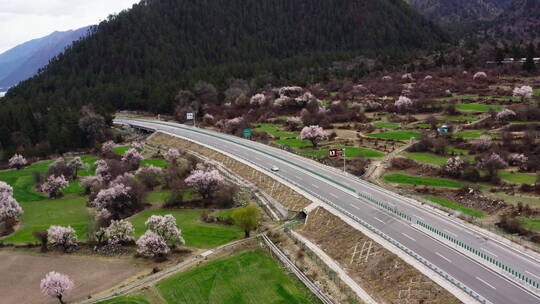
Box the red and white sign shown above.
[329,148,344,158]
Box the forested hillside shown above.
[404,0,511,24]
[484,0,540,41]
[0,0,446,158]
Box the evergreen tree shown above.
[523,43,537,73]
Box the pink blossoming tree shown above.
[395,96,413,111]
[496,109,516,121]
[478,153,508,177]
[164,148,180,164]
[41,175,69,198]
[145,214,185,245]
[9,154,27,170]
[101,141,115,154]
[130,141,145,150]
[40,271,74,304]
[513,86,533,100]
[443,157,465,178]
[473,72,487,80]
[185,166,224,199]
[47,225,78,252]
[136,230,170,258]
[299,125,326,147]
[91,183,131,218]
[122,148,144,170]
[0,184,23,231]
[250,93,266,105]
[106,219,135,245]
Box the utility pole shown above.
[343,148,346,172]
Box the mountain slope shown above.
[0,26,91,90]
[404,0,512,24]
[0,0,446,157]
[484,0,540,41]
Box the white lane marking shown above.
[374,217,385,224]
[526,271,540,281]
[435,252,452,263]
[416,216,424,220]
[311,184,319,189]
[295,175,304,181]
[444,229,458,237]
[480,248,498,258]
[401,233,416,241]
[330,193,339,199]
[476,277,496,290]
[255,157,262,161]
[349,204,361,210]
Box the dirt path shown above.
[0,251,144,304]
[363,141,413,182]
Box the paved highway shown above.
[116,118,540,304]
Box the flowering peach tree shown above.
[40,271,74,304]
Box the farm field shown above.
[367,131,421,141]
[498,172,537,184]
[373,122,400,129]
[0,251,142,304]
[156,250,318,304]
[517,218,540,232]
[455,103,503,112]
[424,196,484,217]
[384,173,463,188]
[407,152,449,165]
[252,123,299,139]
[274,138,313,148]
[300,146,385,158]
[2,196,91,243]
[128,208,243,249]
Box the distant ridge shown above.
[0,26,92,89]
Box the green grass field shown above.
[424,196,484,217]
[517,218,540,232]
[437,95,521,102]
[274,139,313,148]
[156,250,318,304]
[415,124,433,128]
[407,153,449,165]
[446,147,469,154]
[299,146,385,158]
[440,116,478,122]
[534,89,540,96]
[499,172,537,184]
[436,94,480,101]
[384,173,462,188]
[373,122,400,129]
[127,209,243,249]
[2,196,91,243]
[98,294,150,304]
[252,123,299,139]
[113,146,131,155]
[454,130,485,138]
[141,158,169,168]
[366,131,421,141]
[456,104,503,112]
[510,121,540,125]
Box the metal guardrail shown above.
[261,235,335,304]
[118,118,538,301]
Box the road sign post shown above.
[186,113,195,127]
[329,148,346,172]
[243,129,252,139]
